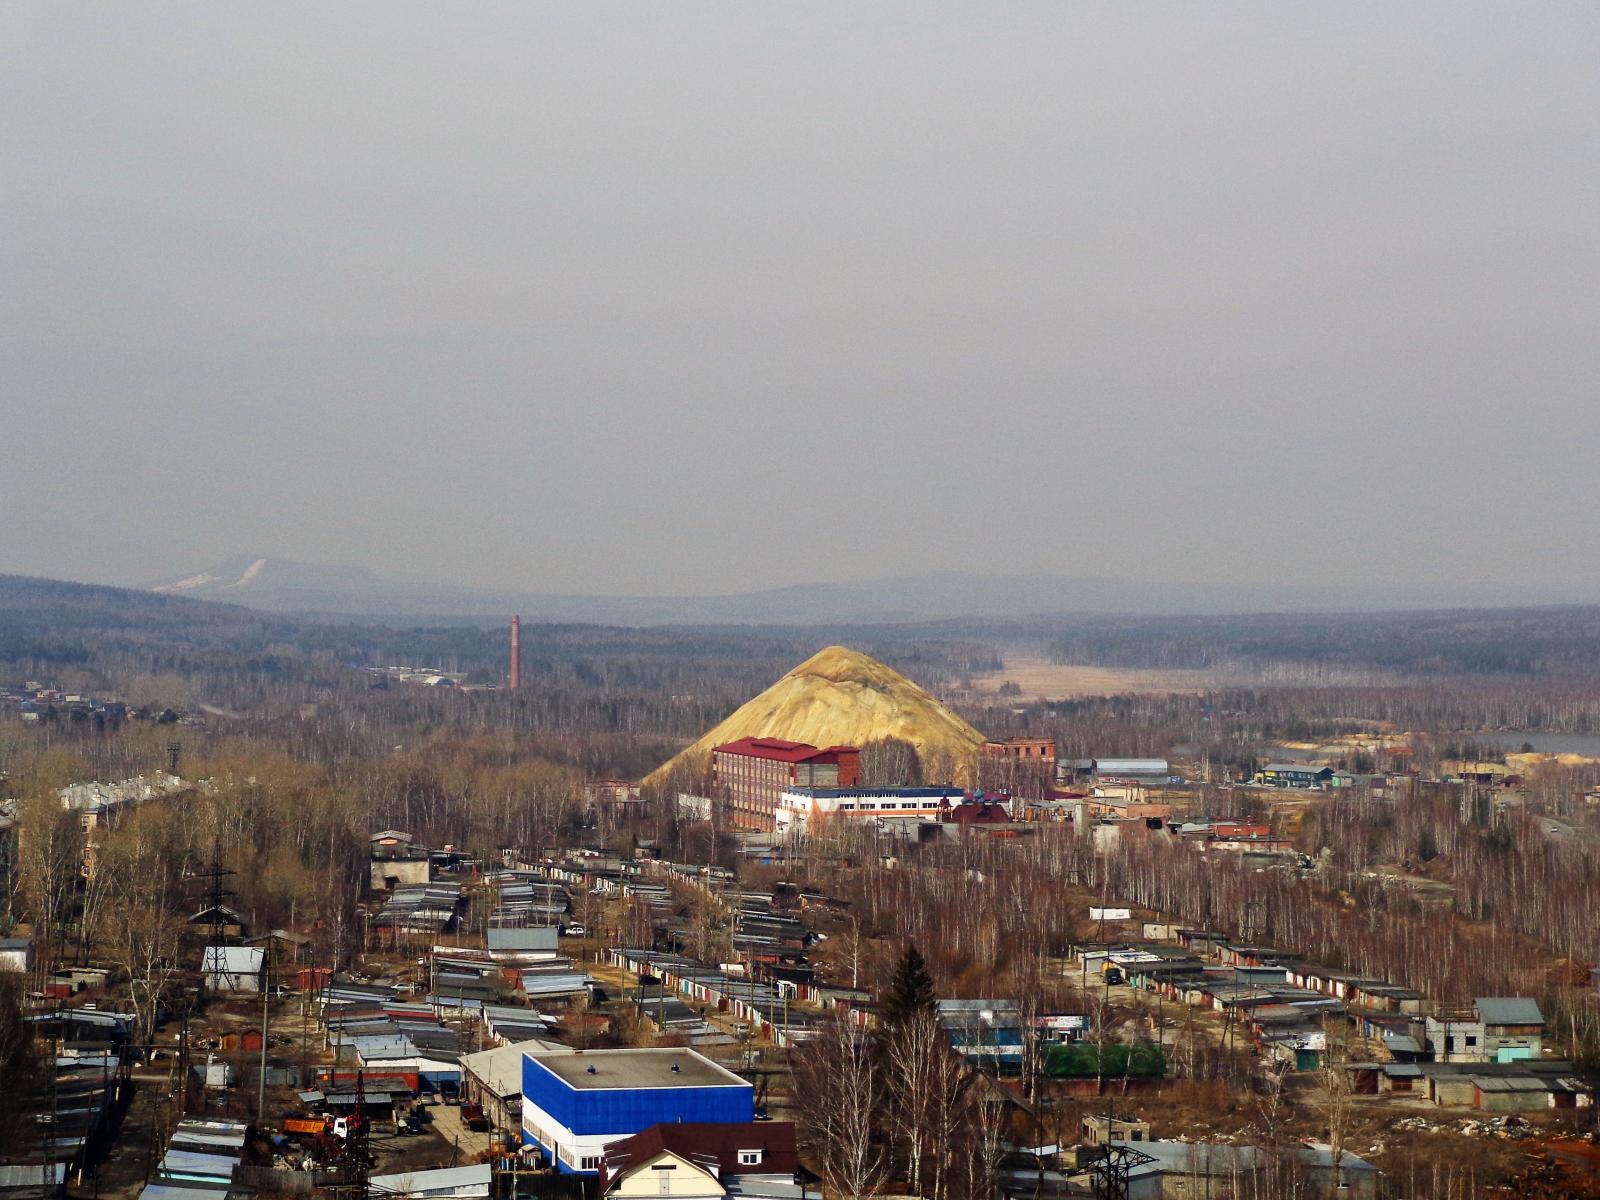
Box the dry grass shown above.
[968,656,1215,702]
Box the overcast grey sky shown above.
[3,3,1598,598]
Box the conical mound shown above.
[645,645,985,787]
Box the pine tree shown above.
[882,941,937,1028]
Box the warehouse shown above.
[521,1048,754,1175]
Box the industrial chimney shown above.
[509,615,522,691]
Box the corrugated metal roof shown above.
[169,1129,248,1150]
[140,1185,227,1200]
[1475,997,1544,1026]
[713,737,853,764]
[159,1150,237,1179]
[520,971,588,996]
[1471,1075,1545,1092]
[459,1037,570,1097]
[368,1164,491,1197]
[0,1165,65,1188]
[487,928,559,952]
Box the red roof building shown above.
[945,800,1013,825]
[599,1122,800,1193]
[711,738,860,832]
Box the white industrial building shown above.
[774,786,968,835]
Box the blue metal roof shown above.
[803,787,964,799]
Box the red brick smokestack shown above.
[509,615,522,691]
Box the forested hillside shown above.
[1045,606,1600,678]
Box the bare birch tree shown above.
[95,820,184,1040]
[794,1018,888,1200]
[885,1007,944,1195]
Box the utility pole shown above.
[176,1000,192,1117]
[257,944,271,1123]
[351,1069,371,1196]
[43,1008,59,1198]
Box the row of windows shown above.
[834,801,938,812]
[716,755,789,772]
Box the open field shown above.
[969,655,1216,702]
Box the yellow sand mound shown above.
[644,645,985,787]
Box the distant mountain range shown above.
[141,554,1582,625]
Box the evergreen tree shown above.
[882,941,937,1028]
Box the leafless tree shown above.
[924,1031,974,1200]
[957,1080,1011,1200]
[884,1007,944,1195]
[859,738,922,788]
[1315,1014,1354,1196]
[16,794,83,987]
[0,972,43,1148]
[793,1018,888,1200]
[95,819,185,1039]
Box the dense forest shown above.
[0,573,998,736]
[11,573,1600,786]
[1044,606,1600,679]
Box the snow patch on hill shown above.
[219,558,269,589]
[153,573,222,593]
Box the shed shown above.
[487,928,560,960]
[1472,1075,1550,1112]
[1430,1073,1480,1108]
[459,1036,569,1131]
[188,905,246,939]
[368,1165,492,1200]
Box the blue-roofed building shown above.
[520,1048,754,1175]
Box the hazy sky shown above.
[3,3,1598,597]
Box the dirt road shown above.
[427,1103,492,1160]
